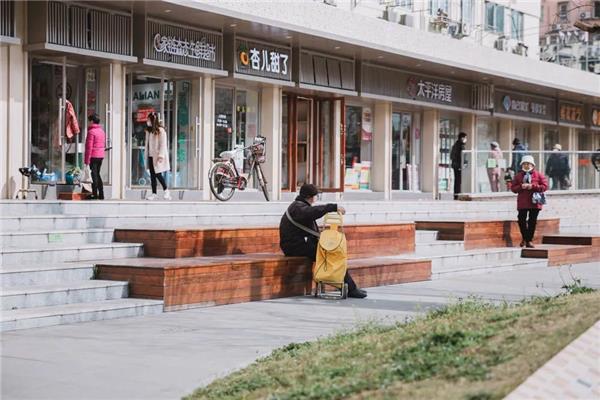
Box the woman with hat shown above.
[511,155,548,248]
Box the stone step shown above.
[0,263,95,287]
[415,230,438,243]
[0,200,517,217]
[559,224,600,234]
[0,243,143,265]
[521,244,597,267]
[1,280,129,311]
[0,215,88,232]
[415,240,464,255]
[0,228,114,247]
[399,248,524,273]
[431,258,548,279]
[0,298,164,332]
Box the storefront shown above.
[282,49,355,193]
[558,101,591,190]
[26,0,136,198]
[126,17,226,197]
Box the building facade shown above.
[540,0,600,73]
[1,0,599,201]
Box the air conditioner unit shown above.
[494,38,507,51]
[552,24,562,31]
[512,42,529,56]
[399,14,413,27]
[580,11,592,19]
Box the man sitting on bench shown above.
[279,183,367,299]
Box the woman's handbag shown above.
[532,192,547,205]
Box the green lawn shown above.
[185,289,600,400]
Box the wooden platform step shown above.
[521,244,596,267]
[96,254,431,311]
[415,218,560,250]
[114,222,416,259]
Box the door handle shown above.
[195,116,201,153]
[58,98,64,146]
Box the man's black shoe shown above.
[348,288,367,299]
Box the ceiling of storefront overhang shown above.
[86,0,600,105]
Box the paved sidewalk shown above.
[1,262,599,400]
[506,320,600,400]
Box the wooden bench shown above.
[415,218,560,250]
[96,255,431,311]
[114,222,416,259]
[521,234,600,266]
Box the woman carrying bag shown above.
[511,155,548,248]
[84,113,106,200]
[145,112,171,201]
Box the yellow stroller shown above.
[314,212,348,299]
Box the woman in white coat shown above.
[145,112,171,200]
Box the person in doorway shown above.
[545,144,571,190]
[511,155,548,248]
[84,113,105,200]
[279,184,367,299]
[145,112,171,201]
[592,149,600,172]
[450,132,467,200]
[510,138,527,173]
[487,141,503,192]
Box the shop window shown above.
[485,2,505,33]
[214,87,260,175]
[344,106,373,191]
[392,112,416,191]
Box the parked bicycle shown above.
[208,135,269,201]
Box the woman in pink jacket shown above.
[84,114,106,200]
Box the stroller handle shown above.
[324,212,343,227]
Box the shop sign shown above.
[558,102,584,125]
[592,107,600,127]
[407,77,453,103]
[146,19,222,70]
[494,90,556,121]
[360,64,471,109]
[235,38,291,81]
[153,33,217,62]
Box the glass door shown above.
[392,112,413,191]
[438,116,459,192]
[30,59,66,183]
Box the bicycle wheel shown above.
[209,162,236,201]
[255,164,269,201]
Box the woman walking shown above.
[145,112,171,200]
[511,155,548,248]
[486,141,503,192]
[84,113,106,200]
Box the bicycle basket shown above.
[251,142,266,163]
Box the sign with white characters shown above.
[235,38,292,81]
[494,90,556,121]
[407,77,453,103]
[146,19,222,70]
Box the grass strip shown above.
[185,290,600,400]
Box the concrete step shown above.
[559,224,600,234]
[415,230,438,243]
[431,258,548,279]
[1,280,129,311]
[399,247,524,273]
[0,298,164,332]
[0,263,95,287]
[0,229,114,247]
[0,215,88,232]
[415,240,464,255]
[0,243,143,265]
[0,200,517,217]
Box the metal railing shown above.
[459,149,600,194]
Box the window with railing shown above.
[558,2,568,22]
[511,10,524,41]
[485,2,505,34]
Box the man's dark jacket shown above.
[279,196,337,258]
[450,139,464,170]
